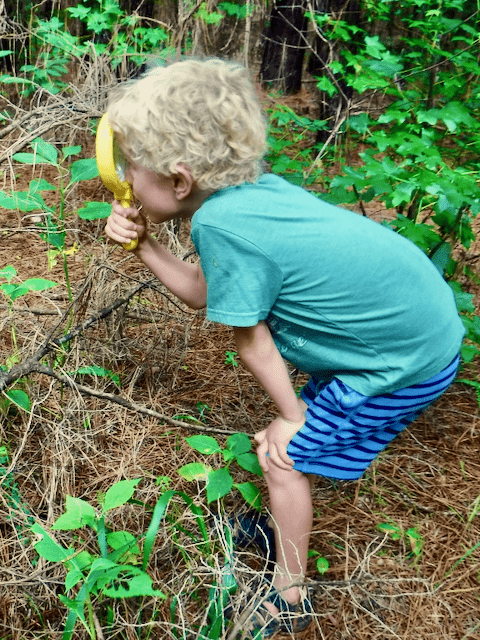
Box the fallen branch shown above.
[30,361,237,437]
[0,278,155,392]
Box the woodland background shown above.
[0,1,479,639]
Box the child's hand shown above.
[105,200,146,247]
[254,415,305,473]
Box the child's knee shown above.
[265,464,308,489]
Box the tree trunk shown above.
[260,0,308,94]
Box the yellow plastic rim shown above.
[96,113,137,250]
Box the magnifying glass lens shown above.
[112,136,127,182]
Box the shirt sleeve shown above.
[191,222,283,327]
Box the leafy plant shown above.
[180,432,263,508]
[377,521,424,559]
[266,102,328,186]
[32,479,166,639]
[0,138,101,303]
[308,549,330,575]
[295,0,480,364]
[224,350,239,367]
[32,476,242,640]
[0,264,57,384]
[0,445,34,539]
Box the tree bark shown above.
[260,0,309,94]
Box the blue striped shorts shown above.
[286,356,460,480]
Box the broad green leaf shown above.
[206,467,233,503]
[235,451,263,476]
[77,201,112,220]
[102,478,141,512]
[449,281,475,314]
[96,565,166,598]
[32,522,75,562]
[234,482,262,510]
[12,153,52,165]
[31,138,58,165]
[65,568,84,591]
[178,462,210,481]
[107,531,140,559]
[5,389,31,411]
[226,432,251,457]
[52,496,96,530]
[22,278,58,292]
[62,145,82,159]
[0,265,16,281]
[29,178,56,193]
[316,556,329,574]
[5,284,29,301]
[316,76,337,97]
[70,158,99,183]
[185,434,222,454]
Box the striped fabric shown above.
[287,356,460,480]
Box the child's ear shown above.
[172,164,195,200]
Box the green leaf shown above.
[226,432,251,457]
[206,467,233,503]
[73,366,120,385]
[316,76,337,97]
[95,565,166,599]
[178,462,210,481]
[142,489,176,569]
[235,452,263,476]
[29,178,56,192]
[102,478,141,513]
[3,284,29,301]
[52,496,97,530]
[0,265,16,282]
[405,527,424,556]
[449,281,475,314]
[31,138,58,165]
[316,556,329,575]
[107,531,140,562]
[77,201,112,220]
[22,278,58,292]
[12,153,52,165]
[62,145,82,159]
[185,434,222,455]
[70,158,99,183]
[234,482,262,510]
[376,522,402,540]
[5,389,31,411]
[32,522,75,562]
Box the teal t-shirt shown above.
[190,174,465,396]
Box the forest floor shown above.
[0,94,479,640]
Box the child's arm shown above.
[106,201,207,310]
[233,321,305,473]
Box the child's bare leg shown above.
[265,465,312,608]
[261,396,313,613]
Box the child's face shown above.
[124,157,184,224]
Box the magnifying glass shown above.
[96,113,138,251]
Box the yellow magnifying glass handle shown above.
[96,113,138,251]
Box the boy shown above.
[105,58,465,635]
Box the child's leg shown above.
[264,396,312,609]
[264,464,312,607]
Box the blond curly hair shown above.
[107,58,267,191]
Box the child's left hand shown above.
[254,415,305,473]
